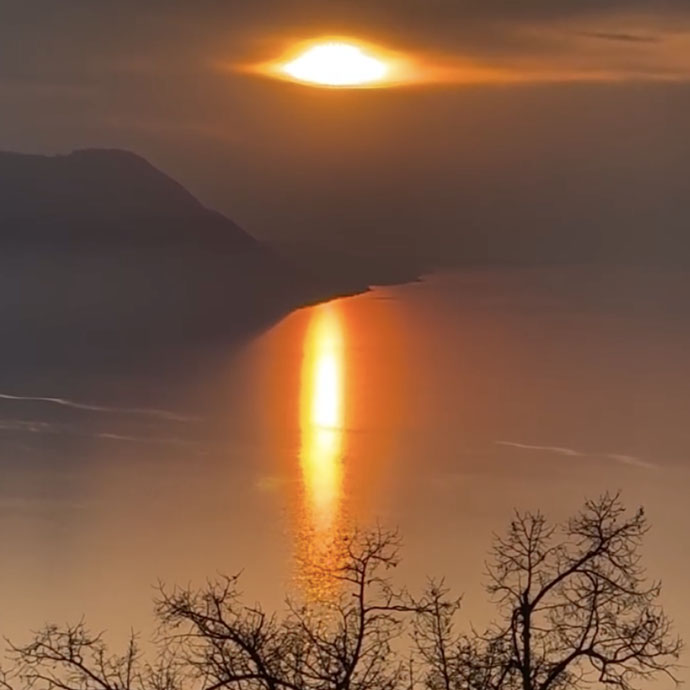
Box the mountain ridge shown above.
[0,148,345,366]
[0,148,258,250]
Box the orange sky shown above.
[2,2,690,266]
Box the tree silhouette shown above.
[5,623,180,690]
[7,528,420,690]
[5,495,682,690]
[154,527,420,690]
[413,493,682,690]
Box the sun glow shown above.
[280,40,390,87]
[283,41,388,86]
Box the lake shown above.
[1,266,688,684]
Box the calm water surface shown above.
[1,267,689,682]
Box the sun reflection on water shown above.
[297,303,346,597]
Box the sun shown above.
[251,36,415,88]
[281,41,390,87]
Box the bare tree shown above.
[7,528,420,690]
[6,495,682,690]
[6,622,180,690]
[412,580,462,690]
[413,581,513,690]
[1,665,14,690]
[414,492,682,690]
[155,526,420,690]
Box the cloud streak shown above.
[577,30,660,44]
[496,441,658,470]
[0,418,202,449]
[0,392,198,422]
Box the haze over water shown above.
[1,267,688,684]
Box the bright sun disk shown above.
[282,42,389,87]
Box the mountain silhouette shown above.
[0,149,332,367]
[0,149,257,249]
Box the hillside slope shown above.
[0,149,327,364]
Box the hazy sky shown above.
[2,1,689,262]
